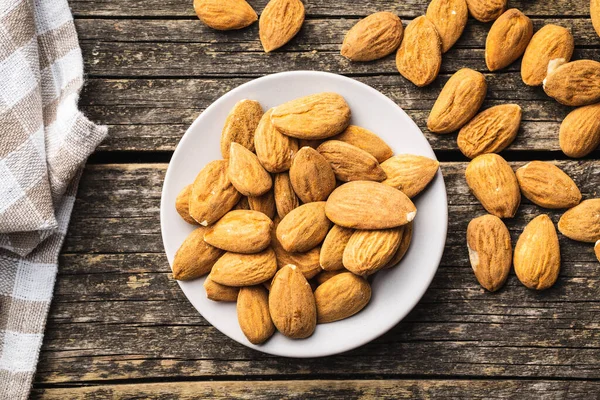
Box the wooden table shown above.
[32,1,600,398]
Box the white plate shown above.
[160,71,448,358]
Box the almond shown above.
[204,275,239,302]
[228,143,272,197]
[595,240,600,262]
[485,9,533,72]
[175,184,197,225]
[457,104,522,159]
[254,109,299,173]
[593,0,600,38]
[259,0,305,53]
[514,215,561,290]
[426,0,468,53]
[521,25,574,86]
[210,248,277,287]
[465,154,521,218]
[271,93,351,139]
[289,146,336,203]
[314,269,346,286]
[317,140,386,182]
[220,99,263,158]
[248,190,276,220]
[269,265,317,339]
[559,103,600,158]
[341,12,404,61]
[204,210,273,253]
[194,0,257,30]
[516,161,582,209]
[276,202,332,252]
[543,59,600,106]
[558,199,600,243]
[466,214,512,292]
[172,227,224,281]
[465,0,506,22]
[273,172,300,218]
[427,68,487,134]
[320,225,354,271]
[396,16,442,87]
[380,154,440,198]
[189,160,241,226]
[384,222,413,268]
[343,228,402,276]
[237,286,275,344]
[326,181,417,229]
[332,125,393,163]
[271,218,322,279]
[314,272,371,323]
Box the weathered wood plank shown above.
[31,379,600,399]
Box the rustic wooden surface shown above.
[32,0,600,398]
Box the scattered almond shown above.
[204,210,273,253]
[558,199,600,243]
[314,272,371,323]
[289,146,337,203]
[175,184,197,225]
[543,59,600,106]
[210,248,278,287]
[485,9,533,72]
[259,0,305,53]
[228,143,272,197]
[254,109,299,173]
[341,12,404,61]
[396,16,442,87]
[237,286,275,344]
[465,0,506,22]
[320,225,354,271]
[516,161,582,209]
[273,172,300,218]
[380,154,439,198]
[317,140,387,182]
[172,227,224,281]
[559,103,600,158]
[343,228,403,276]
[521,25,574,86]
[426,0,468,53]
[276,202,332,252]
[204,275,240,302]
[194,0,258,30]
[220,99,263,158]
[332,125,393,163]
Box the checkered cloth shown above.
[0,0,107,398]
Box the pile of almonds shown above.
[172,93,440,343]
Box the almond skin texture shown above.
[428,68,487,134]
[343,228,402,276]
[271,219,322,279]
[190,160,242,226]
[248,190,276,220]
[204,210,273,253]
[465,154,521,218]
[237,286,275,345]
[516,161,582,209]
[276,202,332,253]
[228,143,272,197]
[289,146,337,203]
[559,103,600,158]
[234,196,250,211]
[380,154,440,198]
[466,214,512,292]
[332,125,393,163]
[543,59,600,106]
[317,140,387,182]
[210,248,277,287]
[396,16,442,87]
[274,172,300,218]
[595,240,600,262]
[465,0,506,22]
[269,265,317,339]
[341,12,404,61]
[194,0,257,30]
[175,184,197,225]
[558,199,600,243]
[172,227,224,281]
[514,215,561,290]
[204,275,239,302]
[457,104,522,159]
[259,0,304,52]
[254,109,299,173]
[426,0,468,53]
[521,25,574,86]
[320,225,354,271]
[271,93,351,139]
[485,9,533,72]
[593,0,600,37]
[384,222,413,268]
[326,181,417,229]
[221,99,263,158]
[314,272,371,323]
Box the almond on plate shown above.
[427,68,487,134]
[521,25,574,86]
[396,16,442,87]
[341,12,404,61]
[204,275,240,302]
[467,214,512,292]
[326,181,417,229]
[314,272,371,323]
[320,225,354,271]
[317,140,387,182]
[380,154,439,198]
[289,146,336,203]
[465,153,521,218]
[276,202,332,252]
[457,104,522,159]
[314,269,346,286]
[259,0,305,53]
[543,59,600,106]
[269,265,317,339]
[194,0,257,30]
[559,103,600,158]
[465,0,506,22]
[273,172,300,218]
[384,222,413,268]
[248,190,276,220]
[514,215,561,290]
[204,210,273,253]
[343,228,403,276]
[237,286,275,344]
[332,125,393,163]
[228,143,272,197]
[172,227,224,281]
[271,93,351,139]
[558,199,600,243]
[271,219,322,279]
[175,184,197,225]
[220,99,263,158]
[254,109,299,173]
[426,0,468,53]
[485,9,533,72]
[515,161,581,209]
[210,248,278,287]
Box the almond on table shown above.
[559,103,600,158]
[465,0,506,22]
[259,0,305,53]
[341,12,404,62]
[515,161,581,209]
[521,25,574,87]
[485,9,533,72]
[543,59,600,106]
[426,0,468,53]
[194,0,257,30]
[558,199,600,243]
